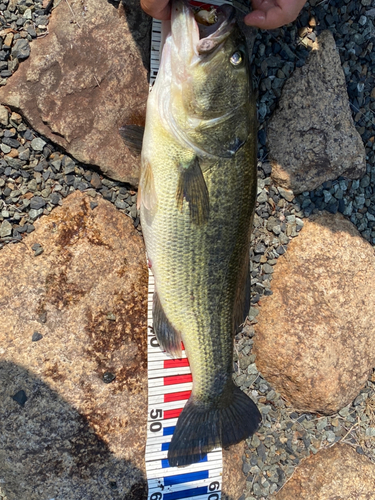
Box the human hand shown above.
[140,0,306,30]
[244,0,306,30]
[140,0,170,20]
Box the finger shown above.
[140,0,171,20]
[251,0,275,10]
[244,7,286,29]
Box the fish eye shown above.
[230,51,243,66]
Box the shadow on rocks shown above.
[111,0,152,76]
[0,361,147,500]
[0,361,239,500]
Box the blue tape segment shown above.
[162,455,208,468]
[163,426,175,436]
[164,486,208,500]
[164,470,209,486]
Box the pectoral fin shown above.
[176,157,209,225]
[139,160,157,210]
[119,125,144,155]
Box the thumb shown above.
[244,10,267,28]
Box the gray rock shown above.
[268,31,366,194]
[257,190,268,203]
[263,263,274,274]
[0,220,12,237]
[23,7,33,19]
[278,187,295,202]
[50,192,61,205]
[27,179,38,192]
[50,159,61,171]
[30,137,46,151]
[11,39,30,60]
[32,331,43,341]
[29,208,43,219]
[0,104,8,126]
[29,196,47,210]
[115,199,127,210]
[18,148,30,161]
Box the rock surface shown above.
[253,212,375,414]
[0,191,149,499]
[275,444,375,499]
[268,30,366,194]
[222,443,247,500]
[0,0,150,185]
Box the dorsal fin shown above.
[119,125,145,155]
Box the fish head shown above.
[158,1,254,158]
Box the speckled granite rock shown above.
[0,0,150,185]
[222,443,247,500]
[0,191,148,499]
[275,444,375,499]
[268,31,366,194]
[254,212,375,414]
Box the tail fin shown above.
[167,384,261,467]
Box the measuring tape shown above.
[146,2,251,497]
[146,270,223,500]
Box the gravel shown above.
[0,0,375,498]
[0,0,50,86]
[236,1,375,497]
[0,115,142,249]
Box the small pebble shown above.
[12,389,28,406]
[32,331,43,341]
[102,372,116,384]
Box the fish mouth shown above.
[193,3,236,55]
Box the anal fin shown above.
[153,292,182,358]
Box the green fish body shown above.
[140,0,261,466]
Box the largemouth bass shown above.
[125,0,261,467]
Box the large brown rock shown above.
[268,31,365,194]
[253,212,375,414]
[275,444,375,499]
[0,0,150,185]
[0,191,149,499]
